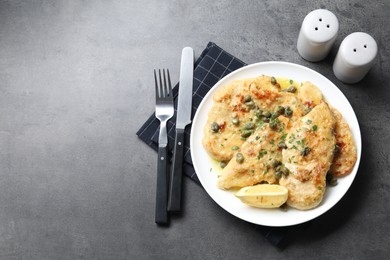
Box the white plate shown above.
[190,61,361,227]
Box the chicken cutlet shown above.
[217,116,290,189]
[203,75,303,162]
[330,107,357,176]
[279,102,336,210]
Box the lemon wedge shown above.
[235,184,288,208]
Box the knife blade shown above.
[168,47,194,212]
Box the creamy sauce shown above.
[209,157,223,177]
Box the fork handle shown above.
[155,145,169,225]
[168,128,185,212]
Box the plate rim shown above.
[190,61,362,227]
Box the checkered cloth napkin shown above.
[137,42,245,183]
[136,42,294,247]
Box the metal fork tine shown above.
[167,69,172,97]
[158,69,164,98]
[162,69,168,98]
[154,69,159,99]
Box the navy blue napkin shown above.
[136,42,289,247]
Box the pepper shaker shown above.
[297,9,339,62]
[333,32,378,84]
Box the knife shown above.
[168,47,194,212]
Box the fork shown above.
[154,69,174,225]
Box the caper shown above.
[245,100,255,109]
[326,172,338,186]
[301,146,311,156]
[276,106,285,115]
[269,120,278,130]
[271,76,277,85]
[278,142,287,149]
[262,117,270,123]
[232,145,239,151]
[244,95,252,102]
[329,178,338,186]
[220,161,227,169]
[236,153,244,163]
[232,118,240,125]
[211,122,219,132]
[241,130,252,138]
[284,106,293,117]
[263,111,271,118]
[271,159,282,168]
[275,171,282,179]
[245,122,255,130]
[285,86,297,93]
[255,110,263,118]
[270,112,278,120]
[280,166,290,176]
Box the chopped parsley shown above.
[257,149,268,159]
[296,138,305,148]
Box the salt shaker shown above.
[333,32,378,84]
[297,9,339,62]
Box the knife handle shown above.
[168,128,185,212]
[155,146,169,225]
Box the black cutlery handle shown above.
[168,128,185,212]
[155,146,169,225]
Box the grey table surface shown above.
[1,0,389,259]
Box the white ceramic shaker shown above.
[333,32,378,84]
[297,9,339,62]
